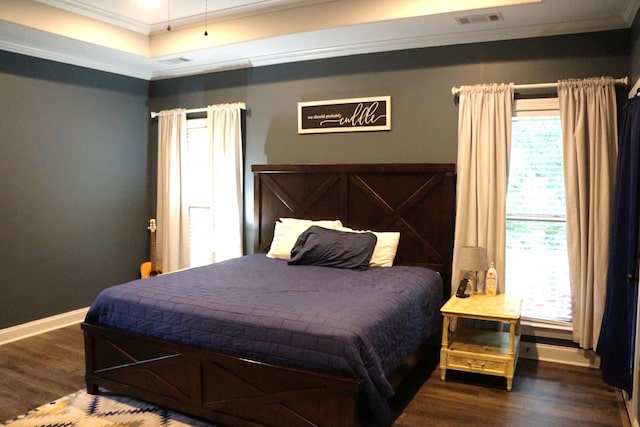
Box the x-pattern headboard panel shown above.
[252,164,456,294]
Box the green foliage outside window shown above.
[506,114,571,322]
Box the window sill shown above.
[521,318,572,342]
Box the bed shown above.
[82,163,456,427]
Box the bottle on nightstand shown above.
[485,262,498,296]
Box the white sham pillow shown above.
[339,226,400,267]
[266,218,343,261]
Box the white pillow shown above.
[339,226,400,267]
[266,218,343,261]
[278,218,343,228]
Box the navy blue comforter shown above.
[86,254,443,424]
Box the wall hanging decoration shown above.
[298,96,391,134]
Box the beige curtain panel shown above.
[558,77,618,349]
[452,83,514,294]
[207,103,245,263]
[156,108,190,273]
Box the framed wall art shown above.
[298,96,391,134]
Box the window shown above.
[186,118,214,267]
[505,98,571,324]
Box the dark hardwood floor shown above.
[0,325,85,422]
[0,324,631,426]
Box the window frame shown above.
[513,97,559,117]
[507,96,572,332]
[185,118,214,267]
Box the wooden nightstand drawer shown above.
[446,353,507,375]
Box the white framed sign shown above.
[297,96,391,134]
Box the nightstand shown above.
[440,294,523,391]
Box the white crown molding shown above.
[2,14,630,83]
[150,18,632,80]
[0,38,153,80]
[35,0,336,35]
[4,1,638,81]
[35,0,152,34]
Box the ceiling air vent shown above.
[158,57,193,65]
[455,13,504,25]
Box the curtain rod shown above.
[451,77,628,96]
[150,103,246,118]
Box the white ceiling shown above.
[0,0,638,81]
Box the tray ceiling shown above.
[0,0,638,80]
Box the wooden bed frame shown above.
[82,163,456,427]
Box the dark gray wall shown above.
[0,51,149,328]
[631,10,640,87]
[0,28,632,329]
[149,30,630,252]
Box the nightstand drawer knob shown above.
[468,361,486,369]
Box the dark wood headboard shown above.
[252,163,456,294]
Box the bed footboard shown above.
[82,323,364,427]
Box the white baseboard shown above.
[623,390,640,427]
[519,341,600,368]
[0,309,601,370]
[0,307,89,346]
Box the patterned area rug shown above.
[2,390,215,426]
